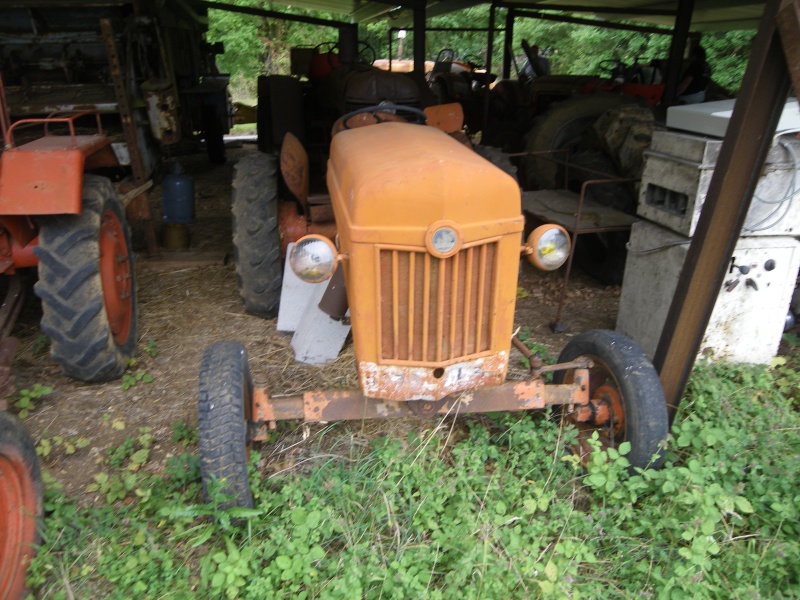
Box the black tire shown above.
[35,175,137,382]
[203,105,227,165]
[522,93,636,190]
[553,329,668,470]
[198,341,253,509]
[232,153,283,318]
[0,411,43,599]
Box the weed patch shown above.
[28,362,800,598]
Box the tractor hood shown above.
[327,122,523,246]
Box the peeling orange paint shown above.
[358,351,509,402]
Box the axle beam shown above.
[250,369,590,441]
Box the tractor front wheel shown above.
[198,341,253,509]
[553,329,668,469]
[0,411,42,599]
[232,152,283,318]
[35,175,137,382]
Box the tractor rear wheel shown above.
[35,175,137,382]
[198,341,253,509]
[0,411,42,599]
[232,152,283,318]
[522,93,636,190]
[553,329,668,470]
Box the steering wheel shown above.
[461,54,483,70]
[313,41,340,68]
[313,40,376,66]
[357,41,376,65]
[598,59,625,76]
[333,104,427,135]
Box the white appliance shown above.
[666,98,800,138]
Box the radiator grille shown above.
[379,242,497,363]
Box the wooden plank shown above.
[101,18,158,255]
[777,0,800,95]
[521,189,638,231]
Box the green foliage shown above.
[205,1,754,103]
[145,337,159,358]
[28,361,800,598]
[171,420,199,446]
[86,428,157,503]
[121,369,154,391]
[31,334,50,355]
[36,434,90,459]
[14,383,53,419]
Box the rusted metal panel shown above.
[423,103,464,133]
[377,241,498,363]
[0,149,85,215]
[141,80,181,145]
[0,117,119,214]
[280,132,310,214]
[278,201,337,257]
[359,352,508,402]
[249,370,589,429]
[309,203,335,223]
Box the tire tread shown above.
[198,341,253,509]
[231,153,283,318]
[34,175,137,382]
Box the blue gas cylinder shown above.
[162,162,195,224]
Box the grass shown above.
[26,360,800,599]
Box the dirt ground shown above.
[12,141,621,501]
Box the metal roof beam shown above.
[513,8,674,33]
[198,1,351,28]
[375,0,483,26]
[500,2,677,16]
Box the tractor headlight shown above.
[289,235,339,283]
[525,225,570,271]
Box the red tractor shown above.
[0,79,138,597]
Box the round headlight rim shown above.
[525,224,571,271]
[424,220,463,259]
[289,234,339,283]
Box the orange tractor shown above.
[197,107,669,508]
[0,82,137,597]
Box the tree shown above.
[206,0,754,102]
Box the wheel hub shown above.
[0,449,37,597]
[99,209,133,346]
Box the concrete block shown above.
[616,220,800,364]
[637,131,800,238]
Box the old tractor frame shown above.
[0,101,138,384]
[198,108,669,509]
[0,75,138,596]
